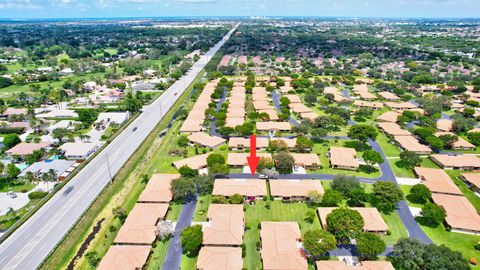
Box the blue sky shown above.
[0,0,479,19]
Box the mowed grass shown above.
[446,170,480,212]
[311,142,381,178]
[146,239,171,270]
[180,254,198,270]
[380,211,408,245]
[421,223,480,264]
[388,158,415,178]
[243,200,321,270]
[193,195,211,222]
[375,133,401,157]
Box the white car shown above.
[7,191,17,198]
[259,174,268,180]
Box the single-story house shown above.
[225,117,245,128]
[212,179,267,199]
[227,153,272,167]
[431,154,480,170]
[6,142,51,156]
[2,108,27,117]
[256,121,291,132]
[377,111,400,123]
[431,193,480,235]
[289,103,313,114]
[413,167,462,196]
[315,261,395,270]
[36,109,78,119]
[328,147,359,170]
[318,207,388,234]
[257,109,279,121]
[188,132,226,148]
[283,94,302,103]
[378,91,400,101]
[228,137,269,150]
[384,102,418,111]
[96,112,130,125]
[394,135,432,154]
[97,245,151,270]
[197,246,242,270]
[460,173,480,193]
[179,119,204,133]
[60,142,99,160]
[114,203,169,245]
[437,119,453,132]
[47,120,78,132]
[172,154,209,170]
[19,159,76,181]
[434,132,475,150]
[290,153,321,169]
[269,179,324,201]
[353,100,383,109]
[377,122,411,136]
[270,138,297,148]
[260,222,308,270]
[138,174,179,203]
[203,204,244,246]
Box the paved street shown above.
[0,25,237,270]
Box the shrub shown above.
[28,191,48,200]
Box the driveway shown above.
[0,193,29,215]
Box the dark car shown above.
[133,127,138,132]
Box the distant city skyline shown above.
[0,0,479,19]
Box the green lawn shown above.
[421,223,480,264]
[180,254,198,270]
[167,203,184,221]
[193,195,211,222]
[311,142,381,178]
[375,133,401,157]
[446,170,480,212]
[420,157,440,169]
[0,180,35,193]
[243,200,321,270]
[380,211,408,245]
[388,158,415,178]
[146,239,171,270]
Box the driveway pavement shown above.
[162,197,197,270]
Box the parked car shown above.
[7,191,17,198]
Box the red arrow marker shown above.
[247,134,260,176]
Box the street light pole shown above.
[105,152,113,184]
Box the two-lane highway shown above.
[0,24,237,270]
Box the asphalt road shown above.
[0,25,237,270]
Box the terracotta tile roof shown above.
[290,153,321,167]
[328,147,359,168]
[318,207,388,232]
[203,204,244,246]
[225,117,245,128]
[315,260,395,270]
[114,203,169,245]
[254,100,273,110]
[269,179,324,197]
[172,154,209,170]
[6,142,50,156]
[97,245,151,270]
[256,121,291,131]
[378,91,400,101]
[212,178,267,197]
[271,138,297,148]
[284,94,302,103]
[138,174,179,203]
[437,119,453,132]
[384,102,418,110]
[434,132,475,149]
[197,246,243,270]
[414,167,462,196]
[377,111,400,122]
[432,193,480,232]
[289,103,313,113]
[300,112,318,121]
[258,109,279,120]
[394,135,432,154]
[461,173,480,189]
[180,119,204,133]
[353,100,383,108]
[378,122,411,136]
[188,132,226,148]
[227,153,272,166]
[228,137,269,148]
[260,222,308,270]
[431,154,480,169]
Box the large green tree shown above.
[180,225,203,256]
[347,125,378,150]
[421,202,446,226]
[372,181,404,212]
[356,232,386,260]
[326,208,364,243]
[303,230,336,258]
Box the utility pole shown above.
[105,152,113,184]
